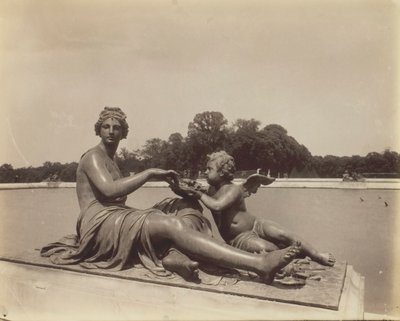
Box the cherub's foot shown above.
[314,252,335,267]
[162,250,200,281]
[258,242,301,284]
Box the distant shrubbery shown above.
[1,111,399,182]
[0,162,78,183]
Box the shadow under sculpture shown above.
[40,107,300,284]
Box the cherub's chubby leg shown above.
[257,218,295,246]
[145,213,300,284]
[258,219,336,267]
[236,237,280,253]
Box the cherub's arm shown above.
[195,185,242,212]
[83,151,178,198]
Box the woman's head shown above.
[94,107,129,139]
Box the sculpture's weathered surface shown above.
[41,107,301,284]
[170,150,335,268]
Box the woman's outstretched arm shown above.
[83,151,178,198]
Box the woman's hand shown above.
[148,168,180,184]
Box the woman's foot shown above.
[258,242,301,284]
[162,249,200,281]
[313,252,335,266]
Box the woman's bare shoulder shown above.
[80,146,103,166]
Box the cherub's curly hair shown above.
[94,107,129,139]
[207,151,236,181]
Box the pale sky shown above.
[0,0,399,168]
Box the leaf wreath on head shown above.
[94,106,129,138]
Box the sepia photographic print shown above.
[0,0,399,320]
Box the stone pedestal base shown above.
[0,258,364,320]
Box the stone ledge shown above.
[0,252,364,320]
[0,250,346,310]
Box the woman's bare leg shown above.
[155,199,209,281]
[146,214,300,283]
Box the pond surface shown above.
[0,187,398,315]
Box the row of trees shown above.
[0,162,78,183]
[116,112,313,178]
[312,151,400,178]
[1,111,399,182]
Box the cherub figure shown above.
[172,151,335,267]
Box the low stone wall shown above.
[1,179,400,190]
[0,182,76,190]
[267,178,400,190]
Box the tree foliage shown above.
[186,111,230,176]
[140,138,168,169]
[116,147,144,177]
[230,119,260,170]
[0,161,78,183]
[1,112,399,182]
